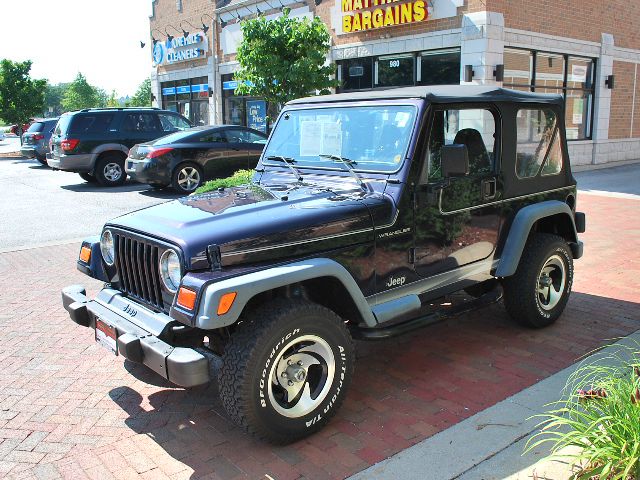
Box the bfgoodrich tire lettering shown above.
[218,298,354,443]
[502,233,573,328]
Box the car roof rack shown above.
[78,107,161,112]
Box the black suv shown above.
[48,108,192,186]
[62,86,585,443]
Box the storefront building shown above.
[149,0,640,166]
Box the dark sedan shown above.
[126,125,267,193]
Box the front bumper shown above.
[62,285,210,387]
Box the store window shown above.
[504,48,595,140]
[516,108,563,178]
[337,49,461,92]
[376,54,415,87]
[160,77,210,126]
[418,49,461,86]
[221,74,270,133]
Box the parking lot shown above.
[0,149,639,479]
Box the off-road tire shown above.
[79,172,97,183]
[171,162,203,193]
[218,298,354,443]
[502,233,573,328]
[94,152,127,187]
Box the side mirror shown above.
[441,144,469,177]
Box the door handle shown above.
[482,178,497,200]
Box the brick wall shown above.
[487,0,640,50]
[609,61,635,139]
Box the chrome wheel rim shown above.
[267,334,335,418]
[537,254,566,311]
[103,162,123,182]
[177,166,200,191]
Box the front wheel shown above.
[218,299,354,443]
[502,233,573,328]
[78,172,97,183]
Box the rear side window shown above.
[69,114,115,134]
[225,128,266,143]
[158,113,191,132]
[27,122,45,133]
[516,109,563,178]
[123,113,161,133]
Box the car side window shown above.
[225,128,248,143]
[245,131,267,144]
[199,131,227,143]
[516,109,563,177]
[123,113,161,133]
[427,108,496,180]
[159,113,191,132]
[69,114,115,134]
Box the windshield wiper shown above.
[265,156,303,182]
[319,154,367,191]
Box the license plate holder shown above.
[95,318,118,355]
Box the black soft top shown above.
[287,85,564,106]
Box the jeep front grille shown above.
[114,234,165,310]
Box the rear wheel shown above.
[502,233,573,328]
[94,153,127,187]
[36,155,48,165]
[218,299,354,443]
[171,163,203,194]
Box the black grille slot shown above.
[114,234,164,310]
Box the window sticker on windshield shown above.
[299,121,342,157]
[394,111,411,128]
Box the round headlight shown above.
[160,249,182,293]
[100,230,115,265]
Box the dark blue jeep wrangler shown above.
[62,86,585,443]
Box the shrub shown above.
[527,343,640,480]
[193,170,254,195]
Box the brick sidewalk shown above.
[0,192,638,480]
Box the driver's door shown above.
[413,106,502,278]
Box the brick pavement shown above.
[0,191,638,480]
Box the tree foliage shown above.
[44,82,69,117]
[234,10,336,106]
[61,73,103,111]
[129,78,152,107]
[0,59,46,129]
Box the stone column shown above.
[460,11,505,86]
[150,70,161,108]
[592,33,614,164]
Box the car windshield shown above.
[262,105,417,173]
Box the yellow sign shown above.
[342,0,428,33]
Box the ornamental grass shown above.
[527,343,640,480]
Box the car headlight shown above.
[160,249,182,293]
[100,230,115,265]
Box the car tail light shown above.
[146,147,174,159]
[60,139,80,152]
[33,133,44,141]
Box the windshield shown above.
[262,105,417,173]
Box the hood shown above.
[107,182,393,269]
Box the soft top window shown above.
[516,108,563,178]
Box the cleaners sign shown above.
[341,0,428,33]
[153,31,209,67]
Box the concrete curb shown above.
[349,330,640,480]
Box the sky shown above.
[0,0,153,96]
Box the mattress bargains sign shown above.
[341,0,428,33]
[153,32,209,67]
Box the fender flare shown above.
[195,258,377,329]
[495,200,578,278]
[92,144,129,168]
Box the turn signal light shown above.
[177,287,197,310]
[217,292,237,316]
[79,246,91,263]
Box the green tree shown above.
[0,59,46,139]
[44,82,69,117]
[234,9,336,108]
[61,73,101,111]
[129,78,152,107]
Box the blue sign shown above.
[162,87,176,96]
[222,80,255,91]
[191,83,208,93]
[176,85,191,94]
[246,100,267,133]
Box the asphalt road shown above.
[0,137,182,252]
